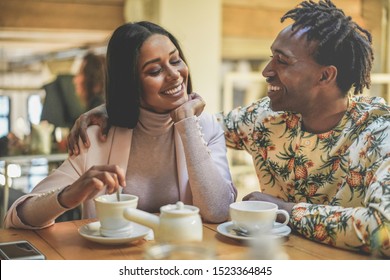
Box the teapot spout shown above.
[123,208,160,232]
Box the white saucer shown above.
[78,221,152,245]
[217,221,291,241]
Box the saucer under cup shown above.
[94,193,138,238]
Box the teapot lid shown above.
[160,201,199,215]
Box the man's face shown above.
[262,25,325,114]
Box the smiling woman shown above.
[4,21,237,230]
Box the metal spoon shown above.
[231,227,252,237]
[116,188,120,202]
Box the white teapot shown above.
[123,201,203,242]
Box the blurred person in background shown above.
[73,52,106,111]
[40,52,106,129]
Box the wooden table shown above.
[0,219,374,260]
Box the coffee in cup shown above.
[229,201,290,235]
[94,193,138,237]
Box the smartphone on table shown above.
[0,240,46,260]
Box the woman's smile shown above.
[161,82,185,97]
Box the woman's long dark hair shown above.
[106,21,193,128]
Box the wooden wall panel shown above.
[223,5,288,39]
[0,0,125,30]
[223,0,364,40]
[222,0,366,59]
[223,0,362,15]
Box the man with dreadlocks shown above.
[219,0,389,257]
[66,0,389,257]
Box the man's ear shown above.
[319,65,337,84]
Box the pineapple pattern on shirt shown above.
[217,95,390,257]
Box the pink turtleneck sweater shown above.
[125,108,182,212]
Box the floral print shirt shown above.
[216,95,390,257]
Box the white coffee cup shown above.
[229,201,290,235]
[94,193,138,237]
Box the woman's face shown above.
[137,34,189,114]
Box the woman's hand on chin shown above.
[170,92,205,122]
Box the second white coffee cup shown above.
[229,201,290,235]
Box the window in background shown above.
[0,96,11,138]
[27,94,43,125]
